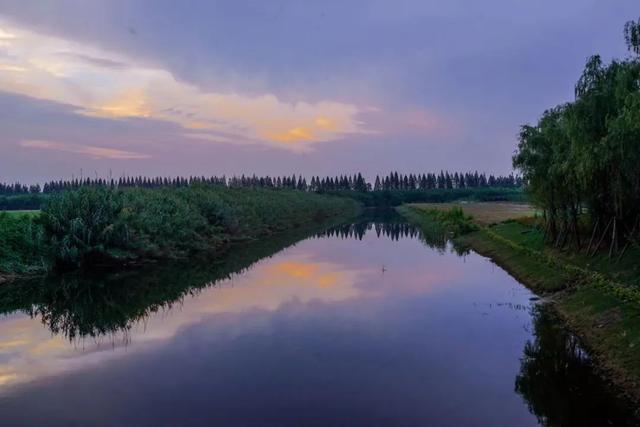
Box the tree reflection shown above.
[515,306,636,426]
[0,221,333,341]
[317,209,471,256]
[0,211,472,343]
[0,212,447,341]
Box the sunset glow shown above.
[0,2,635,181]
[0,19,366,159]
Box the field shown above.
[408,202,536,226]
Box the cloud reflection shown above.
[0,225,460,393]
[0,254,367,391]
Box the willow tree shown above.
[624,17,640,56]
[514,18,640,252]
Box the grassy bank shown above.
[400,203,640,405]
[0,186,360,279]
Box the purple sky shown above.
[0,1,636,182]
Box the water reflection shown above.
[0,211,451,344]
[515,307,637,426]
[317,210,470,256]
[0,222,373,389]
[0,212,636,425]
[0,223,333,341]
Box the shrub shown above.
[37,186,360,269]
[41,187,128,267]
[0,212,47,274]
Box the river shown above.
[0,213,635,426]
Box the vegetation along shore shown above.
[398,18,640,409]
[0,185,360,281]
[399,17,640,412]
[0,170,523,281]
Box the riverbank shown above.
[398,203,640,409]
[0,187,361,281]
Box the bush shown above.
[41,187,128,267]
[38,186,360,269]
[424,206,478,236]
[0,212,47,274]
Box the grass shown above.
[397,204,477,237]
[457,228,571,292]
[1,210,40,218]
[400,201,640,403]
[408,202,536,226]
[559,286,640,391]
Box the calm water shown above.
[0,215,635,426]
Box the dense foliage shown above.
[39,186,360,269]
[513,18,640,252]
[0,194,45,210]
[0,212,47,275]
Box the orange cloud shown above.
[315,116,336,130]
[21,140,150,159]
[0,64,26,72]
[268,127,315,143]
[0,27,16,39]
[0,20,368,151]
[92,89,152,118]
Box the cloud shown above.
[0,63,25,72]
[0,27,16,39]
[0,19,367,150]
[21,140,149,159]
[0,1,638,179]
[362,107,457,138]
[56,52,129,70]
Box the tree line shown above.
[373,171,521,191]
[513,18,640,255]
[0,170,521,196]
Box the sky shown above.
[0,1,637,183]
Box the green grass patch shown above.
[397,204,477,237]
[488,220,640,290]
[488,220,546,251]
[1,210,41,218]
[558,284,640,392]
